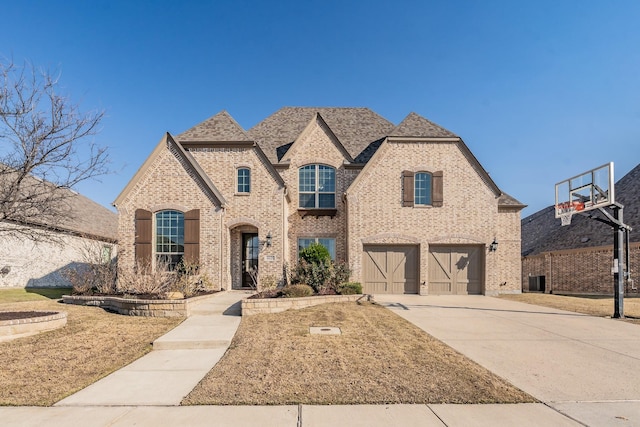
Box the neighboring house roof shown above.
[522,163,640,256]
[247,107,395,163]
[61,191,118,241]
[1,171,117,242]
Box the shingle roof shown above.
[522,163,640,256]
[247,107,395,163]
[62,191,118,241]
[389,112,458,138]
[3,170,117,242]
[177,110,252,142]
[499,192,527,208]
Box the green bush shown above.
[281,284,314,298]
[299,243,331,265]
[338,282,362,295]
[294,259,331,293]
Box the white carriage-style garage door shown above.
[428,245,484,295]
[362,245,419,294]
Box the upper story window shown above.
[155,210,184,270]
[299,164,335,208]
[414,172,432,206]
[402,170,443,208]
[237,168,251,193]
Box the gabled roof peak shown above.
[178,110,252,142]
[390,112,458,138]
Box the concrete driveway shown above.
[376,294,640,426]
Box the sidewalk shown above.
[55,290,250,406]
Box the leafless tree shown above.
[0,59,109,241]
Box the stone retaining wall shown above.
[0,312,67,341]
[241,294,371,316]
[62,293,217,317]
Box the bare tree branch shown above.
[0,58,109,242]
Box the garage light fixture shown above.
[489,239,498,252]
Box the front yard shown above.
[183,301,533,405]
[499,293,640,323]
[0,288,182,406]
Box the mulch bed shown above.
[71,290,220,300]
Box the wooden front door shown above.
[242,233,259,288]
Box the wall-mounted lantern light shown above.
[489,238,498,252]
[266,232,272,247]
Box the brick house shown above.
[0,183,117,288]
[114,107,524,295]
[522,163,640,295]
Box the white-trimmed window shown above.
[298,237,336,260]
[237,168,251,193]
[415,172,432,205]
[299,164,335,208]
[155,210,184,270]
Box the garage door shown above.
[429,246,483,295]
[363,245,418,294]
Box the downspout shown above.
[283,186,288,285]
[220,207,225,290]
[343,192,349,263]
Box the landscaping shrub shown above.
[281,284,314,298]
[294,259,331,293]
[338,282,362,295]
[65,261,117,295]
[327,262,351,291]
[299,243,331,265]
[117,260,175,296]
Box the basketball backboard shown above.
[555,162,615,225]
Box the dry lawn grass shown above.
[183,302,533,405]
[0,288,182,406]
[499,293,640,324]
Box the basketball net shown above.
[560,212,573,226]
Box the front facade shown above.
[115,108,524,295]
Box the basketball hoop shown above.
[560,211,573,226]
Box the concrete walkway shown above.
[56,290,250,406]
[3,293,640,425]
[377,294,640,427]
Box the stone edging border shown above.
[62,292,220,317]
[0,311,68,342]
[241,294,373,316]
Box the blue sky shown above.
[3,0,639,217]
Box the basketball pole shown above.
[613,206,624,318]
[590,203,631,318]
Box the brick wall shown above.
[0,222,116,288]
[278,116,355,264]
[522,243,640,295]
[346,140,522,295]
[117,139,284,291]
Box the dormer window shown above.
[299,164,335,208]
